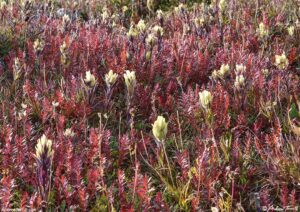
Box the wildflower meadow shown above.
[0,0,300,211]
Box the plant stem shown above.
[161,139,175,187]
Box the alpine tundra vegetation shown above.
[0,0,300,211]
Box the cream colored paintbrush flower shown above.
[152,25,164,36]
[212,64,230,80]
[84,71,96,87]
[194,17,205,28]
[211,70,218,80]
[33,39,45,53]
[127,24,139,38]
[64,128,75,137]
[152,116,168,142]
[157,10,163,19]
[0,1,7,10]
[146,33,157,46]
[219,0,227,11]
[60,41,67,54]
[275,52,289,70]
[60,41,70,67]
[35,134,53,160]
[262,68,269,77]
[137,19,146,32]
[287,26,295,36]
[235,64,246,74]
[13,58,22,81]
[211,207,219,212]
[257,22,269,38]
[52,101,59,108]
[105,70,118,87]
[234,75,245,89]
[122,6,128,13]
[199,90,213,109]
[174,3,186,13]
[62,14,70,24]
[101,8,109,21]
[219,64,230,76]
[123,70,136,95]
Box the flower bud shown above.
[152,116,168,142]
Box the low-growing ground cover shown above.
[0,0,300,211]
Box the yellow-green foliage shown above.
[0,27,13,57]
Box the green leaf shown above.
[289,103,299,119]
[60,200,66,211]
